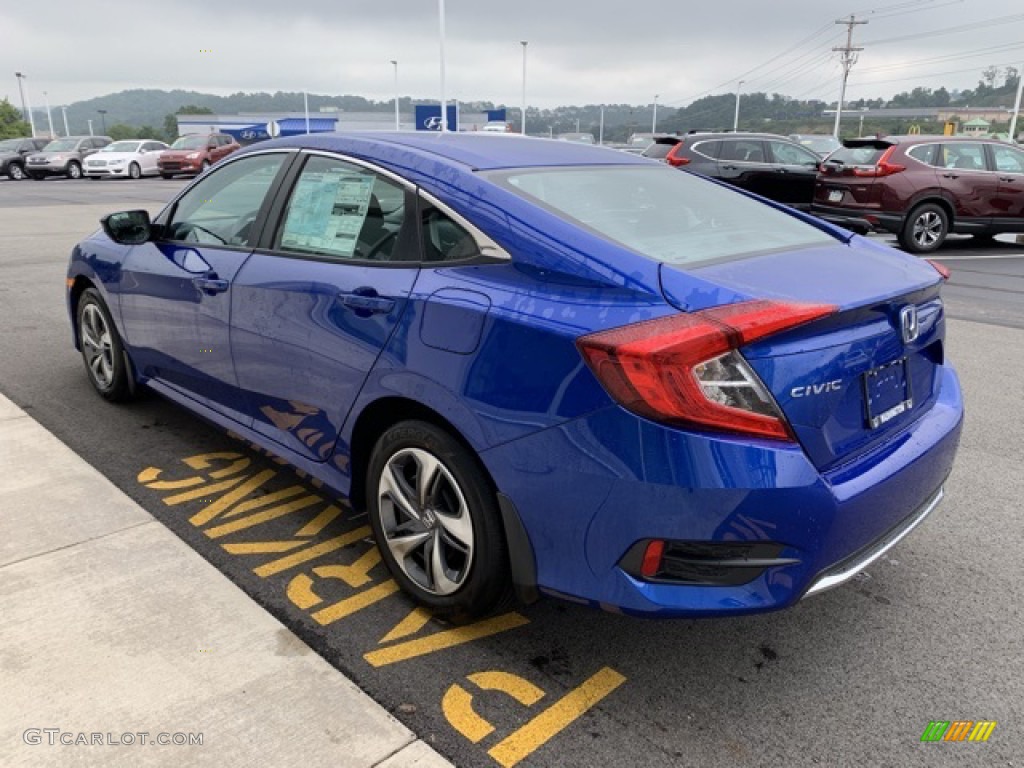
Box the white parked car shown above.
[84,140,169,180]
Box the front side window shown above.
[719,140,766,163]
[768,141,819,166]
[495,165,835,267]
[277,155,407,262]
[991,144,1024,173]
[165,153,285,247]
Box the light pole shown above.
[15,72,36,137]
[733,80,745,133]
[521,41,528,135]
[599,105,604,145]
[1009,61,1023,144]
[652,94,659,134]
[43,91,54,138]
[61,106,69,136]
[303,91,310,134]
[97,109,107,135]
[438,0,448,132]
[14,72,30,130]
[87,119,94,137]
[390,60,400,131]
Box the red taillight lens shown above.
[926,259,951,280]
[577,300,837,441]
[852,145,905,177]
[667,154,690,167]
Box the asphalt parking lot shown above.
[1,176,1022,767]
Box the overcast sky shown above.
[2,0,1022,111]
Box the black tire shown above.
[201,159,211,173]
[88,175,100,180]
[160,173,173,179]
[77,288,133,402]
[8,163,26,181]
[367,420,511,619]
[66,161,82,180]
[26,172,41,180]
[898,202,948,254]
[128,162,141,179]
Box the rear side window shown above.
[495,166,835,267]
[939,143,987,171]
[907,144,938,166]
[828,145,887,166]
[719,140,766,163]
[420,204,481,262]
[643,142,677,159]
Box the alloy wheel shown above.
[377,447,474,596]
[80,303,114,389]
[912,211,943,248]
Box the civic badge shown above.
[900,305,919,344]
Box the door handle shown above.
[998,176,1016,182]
[942,173,959,179]
[338,288,395,316]
[722,165,738,171]
[192,276,229,295]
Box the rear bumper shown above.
[811,204,904,234]
[481,365,963,618]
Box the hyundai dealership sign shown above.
[415,105,459,131]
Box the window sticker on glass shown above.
[281,170,375,257]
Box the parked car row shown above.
[0,133,241,181]
[644,131,1024,252]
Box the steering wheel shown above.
[229,209,261,246]
[357,230,398,261]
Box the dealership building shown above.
[175,107,508,143]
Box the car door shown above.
[936,142,1000,229]
[765,139,821,209]
[118,151,289,423]
[987,142,1024,228]
[230,152,421,462]
[716,138,774,198]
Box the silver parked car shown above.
[25,136,112,180]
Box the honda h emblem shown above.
[900,305,919,344]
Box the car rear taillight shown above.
[852,145,905,177]
[577,300,837,441]
[667,154,690,167]
[926,259,951,280]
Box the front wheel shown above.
[899,203,948,254]
[66,161,82,180]
[128,162,141,179]
[8,163,26,180]
[77,288,133,402]
[367,420,511,619]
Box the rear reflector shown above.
[640,540,665,578]
[577,300,837,441]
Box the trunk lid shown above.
[661,241,946,469]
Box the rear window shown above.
[493,166,836,267]
[642,141,677,159]
[828,145,888,166]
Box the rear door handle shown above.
[338,288,395,316]
[942,172,959,179]
[192,276,229,295]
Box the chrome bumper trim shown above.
[804,485,944,597]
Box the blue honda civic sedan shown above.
[66,133,962,618]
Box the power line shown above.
[856,42,1024,74]
[862,13,1024,46]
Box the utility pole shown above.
[733,80,745,132]
[652,94,659,133]
[391,60,400,131]
[832,15,867,139]
[61,105,69,136]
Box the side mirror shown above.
[102,210,152,245]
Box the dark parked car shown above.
[0,137,50,180]
[66,133,961,619]
[812,135,1024,253]
[643,132,822,209]
[158,133,240,178]
[25,136,112,179]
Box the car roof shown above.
[253,131,651,171]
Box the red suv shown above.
[812,136,1024,253]
[158,133,240,178]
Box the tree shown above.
[0,98,31,139]
[163,113,179,142]
[982,66,1000,88]
[176,105,214,115]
